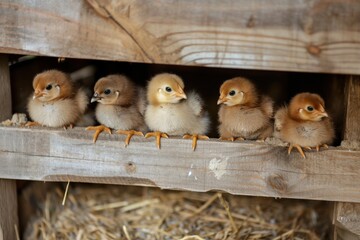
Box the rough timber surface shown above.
[1,126,360,203]
[0,55,18,240]
[1,0,360,74]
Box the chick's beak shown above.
[33,88,44,99]
[91,93,101,103]
[318,104,328,118]
[320,111,328,118]
[217,94,227,105]
[175,85,187,99]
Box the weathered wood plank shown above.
[0,55,18,240]
[1,126,360,203]
[334,76,360,239]
[1,0,360,74]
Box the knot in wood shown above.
[125,161,136,174]
[306,44,322,56]
[267,174,288,194]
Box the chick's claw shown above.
[288,144,306,159]
[117,130,144,147]
[316,144,329,152]
[86,125,112,143]
[25,121,41,128]
[219,136,235,141]
[183,134,209,151]
[145,131,168,149]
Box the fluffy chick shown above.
[217,77,273,141]
[145,73,210,150]
[27,70,88,128]
[86,75,146,146]
[274,92,335,158]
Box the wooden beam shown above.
[334,76,360,239]
[0,55,18,240]
[1,126,360,203]
[1,0,360,74]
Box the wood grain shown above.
[1,126,360,203]
[334,76,360,239]
[1,0,360,74]
[0,55,18,240]
[0,55,11,121]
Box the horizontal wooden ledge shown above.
[1,0,360,74]
[0,126,360,203]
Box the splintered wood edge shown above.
[1,126,360,203]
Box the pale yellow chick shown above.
[27,70,88,128]
[86,75,147,146]
[218,77,273,141]
[145,73,210,150]
[274,92,335,158]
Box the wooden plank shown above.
[0,55,18,240]
[333,76,360,239]
[0,180,18,240]
[343,76,360,142]
[0,55,11,121]
[1,126,360,203]
[1,0,360,74]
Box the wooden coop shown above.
[1,0,360,239]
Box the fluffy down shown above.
[28,88,88,127]
[145,91,210,136]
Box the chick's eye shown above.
[104,89,111,95]
[45,84,52,90]
[165,87,172,92]
[229,90,236,96]
[307,106,314,112]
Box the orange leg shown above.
[288,144,306,159]
[86,125,112,143]
[183,134,209,151]
[145,131,168,149]
[117,130,144,147]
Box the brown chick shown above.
[217,77,273,141]
[274,92,335,158]
[145,73,210,150]
[86,75,147,147]
[27,70,88,128]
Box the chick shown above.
[27,70,88,128]
[86,75,146,146]
[145,73,210,150]
[217,77,273,141]
[274,92,335,158]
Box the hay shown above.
[24,184,330,240]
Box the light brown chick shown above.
[86,75,146,146]
[144,73,210,150]
[27,70,88,128]
[217,77,273,141]
[274,92,335,158]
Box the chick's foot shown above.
[86,125,112,143]
[288,144,306,159]
[315,144,329,152]
[117,130,144,147]
[145,131,168,149]
[219,136,235,141]
[183,134,209,151]
[25,121,41,127]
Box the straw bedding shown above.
[24,184,330,240]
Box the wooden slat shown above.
[1,0,360,74]
[1,126,360,203]
[0,55,18,240]
[334,76,360,239]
